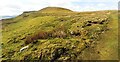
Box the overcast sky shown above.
[0,0,119,16]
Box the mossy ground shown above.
[1,7,118,61]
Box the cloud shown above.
[0,0,119,16]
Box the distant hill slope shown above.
[0,16,15,20]
[1,7,118,61]
[39,7,73,13]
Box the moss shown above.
[2,7,118,60]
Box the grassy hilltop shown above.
[1,7,118,61]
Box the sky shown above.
[0,0,119,16]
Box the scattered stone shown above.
[20,45,29,52]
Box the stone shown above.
[20,45,29,52]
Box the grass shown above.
[1,7,118,61]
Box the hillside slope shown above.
[39,7,73,13]
[1,7,118,61]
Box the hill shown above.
[1,7,118,61]
[39,7,73,13]
[0,16,15,20]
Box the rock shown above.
[20,45,29,52]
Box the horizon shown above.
[0,0,119,16]
[1,7,117,17]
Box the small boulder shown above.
[20,45,29,52]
